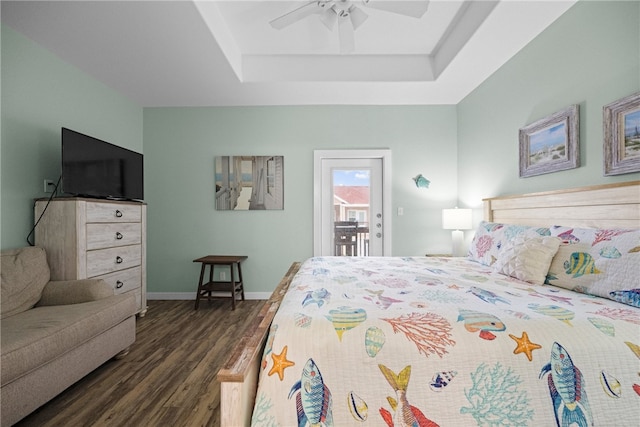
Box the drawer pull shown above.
[115,210,123,218]
[116,256,123,264]
[116,280,124,289]
[115,232,123,240]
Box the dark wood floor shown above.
[16,299,266,427]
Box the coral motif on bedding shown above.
[382,312,455,358]
[590,306,640,324]
[460,362,533,425]
[251,257,640,426]
[468,221,548,266]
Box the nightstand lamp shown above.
[442,207,473,257]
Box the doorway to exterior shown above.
[313,149,392,256]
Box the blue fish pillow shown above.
[545,226,640,307]
[467,221,550,266]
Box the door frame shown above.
[313,149,392,256]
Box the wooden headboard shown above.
[483,181,640,229]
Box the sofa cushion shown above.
[1,247,50,319]
[0,292,135,387]
[37,279,114,307]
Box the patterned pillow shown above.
[546,226,640,307]
[467,221,551,266]
[493,236,561,285]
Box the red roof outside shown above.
[334,186,369,205]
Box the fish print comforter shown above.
[251,256,640,426]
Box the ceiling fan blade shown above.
[360,0,429,19]
[337,13,355,54]
[348,5,368,30]
[270,1,331,30]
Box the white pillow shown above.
[493,236,561,285]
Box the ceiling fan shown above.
[269,0,429,54]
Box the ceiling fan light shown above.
[319,7,338,30]
[348,6,368,30]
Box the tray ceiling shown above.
[1,1,577,106]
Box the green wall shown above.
[1,26,143,249]
[143,106,458,294]
[2,1,639,296]
[457,1,640,212]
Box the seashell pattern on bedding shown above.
[251,256,640,426]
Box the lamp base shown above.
[451,229,465,257]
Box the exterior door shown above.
[314,150,391,256]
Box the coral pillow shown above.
[467,221,550,266]
[546,226,640,307]
[493,236,561,285]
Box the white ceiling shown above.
[1,0,576,107]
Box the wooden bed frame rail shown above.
[217,262,300,427]
[218,180,639,426]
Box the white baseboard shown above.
[147,292,272,300]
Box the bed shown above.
[218,181,640,426]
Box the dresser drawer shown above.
[86,245,141,277]
[97,266,141,294]
[86,202,142,223]
[86,223,141,250]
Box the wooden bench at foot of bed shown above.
[217,262,301,427]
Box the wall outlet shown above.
[220,271,226,281]
[43,179,55,193]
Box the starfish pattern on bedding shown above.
[268,345,295,381]
[509,331,542,362]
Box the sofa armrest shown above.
[36,279,115,306]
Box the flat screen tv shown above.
[61,127,144,201]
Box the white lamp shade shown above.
[442,208,472,230]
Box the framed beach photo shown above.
[603,92,640,176]
[519,105,579,178]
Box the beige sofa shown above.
[1,246,136,426]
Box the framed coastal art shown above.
[603,92,640,176]
[519,105,579,178]
[215,155,284,210]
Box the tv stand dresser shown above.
[35,198,147,316]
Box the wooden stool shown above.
[193,255,247,310]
